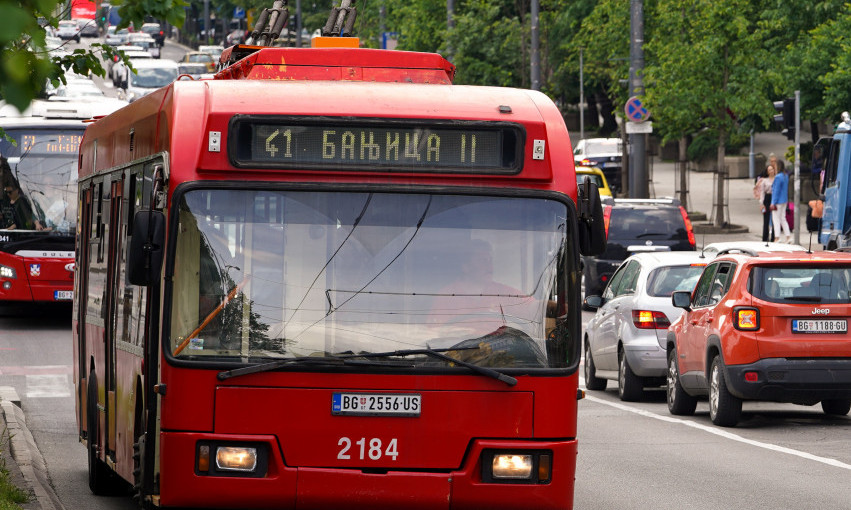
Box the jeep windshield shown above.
[752,265,851,304]
[168,189,574,370]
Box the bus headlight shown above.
[482,449,552,484]
[215,446,258,472]
[492,454,533,479]
[0,265,16,279]
[196,441,267,477]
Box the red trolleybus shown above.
[0,99,124,303]
[73,22,606,510]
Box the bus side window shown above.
[822,139,841,193]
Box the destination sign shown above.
[229,117,523,174]
[19,134,82,155]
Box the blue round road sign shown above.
[625,96,650,123]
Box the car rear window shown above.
[752,266,851,303]
[585,141,622,155]
[646,265,705,297]
[608,207,687,240]
[576,173,604,188]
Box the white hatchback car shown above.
[120,59,179,102]
[583,251,708,401]
[700,241,807,258]
[573,138,623,192]
[57,20,81,42]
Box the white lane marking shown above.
[26,374,71,398]
[579,374,851,471]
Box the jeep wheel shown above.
[618,349,643,402]
[584,340,607,391]
[667,347,696,415]
[821,399,851,416]
[709,356,742,427]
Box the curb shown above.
[0,387,64,510]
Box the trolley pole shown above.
[530,0,540,90]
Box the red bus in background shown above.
[0,99,124,303]
[73,36,606,510]
[71,0,96,19]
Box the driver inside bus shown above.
[2,177,45,231]
[430,239,557,331]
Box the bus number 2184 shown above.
[337,437,399,461]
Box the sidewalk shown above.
[643,132,820,249]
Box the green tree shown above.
[644,0,773,226]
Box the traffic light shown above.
[773,97,795,141]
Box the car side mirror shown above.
[671,291,692,311]
[584,295,603,310]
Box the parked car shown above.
[111,49,153,87]
[576,166,613,198]
[199,45,224,63]
[584,198,696,298]
[177,62,209,80]
[105,26,130,46]
[180,51,216,72]
[57,20,81,42]
[584,251,707,401]
[667,249,851,427]
[140,22,165,46]
[574,138,623,193]
[127,33,160,58]
[120,59,179,102]
[76,18,99,37]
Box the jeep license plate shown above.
[791,319,847,334]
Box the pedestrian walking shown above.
[754,165,775,242]
[770,164,792,243]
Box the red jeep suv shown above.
[666,248,851,427]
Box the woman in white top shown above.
[754,165,775,242]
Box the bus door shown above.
[104,178,124,459]
[76,187,93,437]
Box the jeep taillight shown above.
[733,307,759,331]
[679,205,695,248]
[603,205,612,239]
[632,310,671,330]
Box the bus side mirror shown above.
[128,210,165,286]
[577,178,607,256]
[671,291,692,311]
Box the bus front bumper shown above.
[158,433,577,510]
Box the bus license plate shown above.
[54,290,73,300]
[792,319,847,333]
[332,393,421,417]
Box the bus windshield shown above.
[169,189,571,369]
[0,128,80,235]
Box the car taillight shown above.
[733,307,759,330]
[114,55,119,62]
[679,205,695,248]
[632,310,671,330]
[581,158,593,166]
[603,204,612,239]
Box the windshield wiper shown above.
[217,356,411,381]
[345,346,517,387]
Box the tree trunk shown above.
[714,127,727,227]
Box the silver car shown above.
[583,251,708,401]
